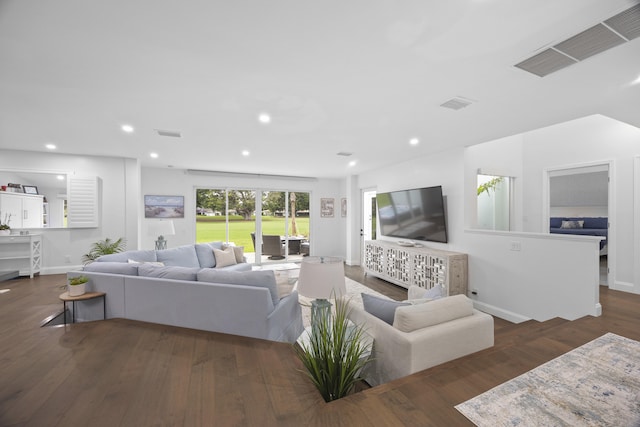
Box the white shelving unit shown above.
[0,234,42,278]
[363,240,468,296]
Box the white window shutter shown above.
[67,176,100,228]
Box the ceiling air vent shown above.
[440,97,474,110]
[514,48,577,77]
[336,152,353,157]
[604,3,640,41]
[155,129,182,138]
[554,23,625,61]
[515,3,640,77]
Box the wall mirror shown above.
[0,170,69,228]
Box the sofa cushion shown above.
[137,264,200,281]
[549,217,563,228]
[97,250,157,263]
[197,269,279,306]
[362,293,410,325]
[393,294,474,333]
[156,245,200,268]
[127,259,165,266]
[83,261,139,276]
[213,247,237,268]
[582,217,608,229]
[195,241,224,268]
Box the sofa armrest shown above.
[266,290,304,343]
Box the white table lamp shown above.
[150,220,175,250]
[297,256,346,328]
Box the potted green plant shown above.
[82,237,126,264]
[295,297,372,402]
[0,212,12,236]
[68,275,89,296]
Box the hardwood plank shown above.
[2,272,640,426]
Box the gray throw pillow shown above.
[361,293,410,325]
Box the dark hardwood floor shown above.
[1,269,639,426]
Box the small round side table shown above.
[59,291,106,324]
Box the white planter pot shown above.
[68,283,86,296]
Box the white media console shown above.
[363,240,468,296]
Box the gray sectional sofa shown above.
[66,242,304,343]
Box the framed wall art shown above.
[320,198,334,218]
[144,195,185,218]
[341,198,347,217]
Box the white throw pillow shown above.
[213,247,237,268]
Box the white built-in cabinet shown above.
[0,234,42,278]
[0,192,44,228]
[364,240,468,296]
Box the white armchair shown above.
[347,293,494,386]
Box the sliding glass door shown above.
[196,188,310,265]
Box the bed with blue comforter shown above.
[549,217,608,251]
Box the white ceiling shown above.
[1,0,639,179]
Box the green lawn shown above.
[196,216,309,250]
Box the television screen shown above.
[376,186,448,243]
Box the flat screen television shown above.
[376,185,448,243]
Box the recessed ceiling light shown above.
[632,74,640,86]
[45,143,56,150]
[121,124,134,133]
[150,152,159,159]
[348,160,357,167]
[56,175,65,180]
[258,113,271,124]
[242,150,250,156]
[409,138,420,146]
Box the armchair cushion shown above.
[393,294,474,332]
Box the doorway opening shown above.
[546,163,611,286]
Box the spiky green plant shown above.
[82,237,126,264]
[295,297,372,402]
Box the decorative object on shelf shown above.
[295,296,371,402]
[6,183,22,193]
[21,185,38,195]
[150,220,175,250]
[82,237,126,264]
[144,195,184,218]
[0,211,11,235]
[68,275,89,296]
[297,256,346,329]
[320,198,334,218]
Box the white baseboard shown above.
[471,300,531,324]
[41,265,83,275]
[611,280,639,294]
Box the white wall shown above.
[141,167,347,259]
[0,150,140,273]
[358,147,466,253]
[353,114,639,322]
[521,115,639,291]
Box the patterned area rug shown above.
[455,333,640,426]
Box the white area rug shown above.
[296,277,390,328]
[455,332,640,427]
